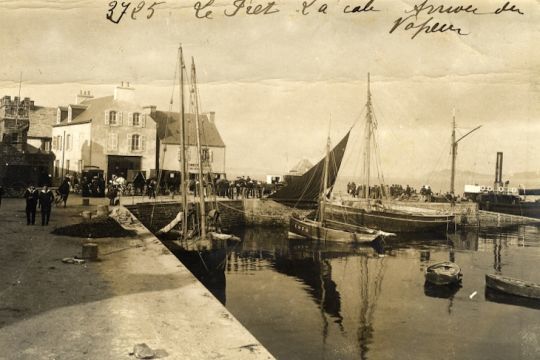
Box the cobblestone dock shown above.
[0,195,274,360]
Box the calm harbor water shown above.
[174,226,540,360]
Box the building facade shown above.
[0,96,55,187]
[153,110,226,184]
[51,83,157,182]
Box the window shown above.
[54,160,60,178]
[52,137,57,150]
[202,148,213,162]
[109,111,117,125]
[132,113,140,126]
[129,134,145,152]
[131,134,140,151]
[66,134,71,150]
[108,133,118,151]
[65,160,70,173]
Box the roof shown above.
[289,158,313,175]
[28,106,57,138]
[54,95,141,127]
[153,111,225,148]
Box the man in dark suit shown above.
[38,185,55,226]
[24,185,39,225]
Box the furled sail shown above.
[269,131,350,208]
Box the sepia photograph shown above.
[0,0,539,359]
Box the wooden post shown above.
[81,243,98,260]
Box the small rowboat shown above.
[485,274,540,300]
[425,262,462,286]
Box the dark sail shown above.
[269,131,350,208]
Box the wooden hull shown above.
[479,201,540,219]
[485,274,540,300]
[325,203,453,233]
[425,262,462,285]
[289,216,381,243]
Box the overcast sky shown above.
[0,0,538,188]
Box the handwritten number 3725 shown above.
[107,1,165,24]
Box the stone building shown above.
[51,83,157,181]
[152,110,226,183]
[0,96,55,187]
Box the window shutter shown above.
[127,112,133,126]
[104,110,110,125]
[127,133,132,152]
[210,149,213,162]
[141,114,146,128]
[52,136,57,150]
[118,111,123,126]
[59,136,63,150]
[140,135,146,151]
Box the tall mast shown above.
[450,109,482,203]
[319,134,331,223]
[450,109,457,198]
[190,57,207,239]
[363,73,373,207]
[178,45,188,239]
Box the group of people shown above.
[23,177,71,226]
[346,182,387,199]
[213,176,269,199]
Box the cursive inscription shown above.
[389,0,524,39]
[106,1,165,24]
[343,0,379,14]
[224,0,280,17]
[104,0,526,39]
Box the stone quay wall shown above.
[242,198,311,227]
[126,200,246,233]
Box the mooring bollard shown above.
[81,243,98,261]
[82,198,90,206]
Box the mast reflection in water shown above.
[173,226,540,360]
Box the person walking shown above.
[58,177,71,208]
[24,185,39,225]
[38,185,55,226]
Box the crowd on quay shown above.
[107,174,277,205]
[346,182,457,202]
[7,173,281,221]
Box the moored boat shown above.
[326,202,453,233]
[485,274,540,300]
[425,261,462,285]
[327,74,454,234]
[289,214,392,243]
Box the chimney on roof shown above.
[207,111,215,124]
[143,105,156,116]
[76,90,94,104]
[114,81,135,102]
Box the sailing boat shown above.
[325,74,454,233]
[157,45,238,247]
[288,131,393,243]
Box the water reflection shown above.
[168,225,540,360]
[484,288,540,311]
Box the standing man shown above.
[24,184,39,225]
[58,177,71,208]
[38,185,55,226]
